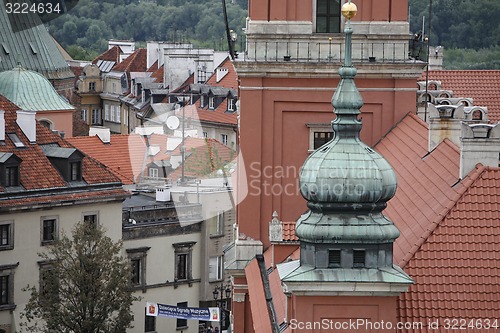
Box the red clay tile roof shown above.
[92,45,122,65]
[68,134,235,184]
[245,259,273,333]
[168,138,236,181]
[282,221,298,242]
[398,165,500,330]
[0,95,125,206]
[206,57,238,89]
[147,60,164,83]
[67,133,170,185]
[178,103,237,126]
[169,73,195,94]
[375,113,471,266]
[113,48,147,73]
[420,70,500,122]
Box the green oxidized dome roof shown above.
[0,66,74,111]
[296,16,399,244]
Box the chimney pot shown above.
[460,123,500,178]
[89,126,111,144]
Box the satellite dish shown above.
[166,116,180,130]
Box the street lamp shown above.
[212,282,231,332]
[176,95,190,184]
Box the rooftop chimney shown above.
[89,126,111,144]
[428,103,465,151]
[156,186,171,202]
[0,110,5,141]
[16,110,36,143]
[460,123,500,178]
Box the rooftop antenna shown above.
[424,0,433,123]
[222,0,236,60]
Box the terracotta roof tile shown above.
[178,103,237,126]
[282,221,298,242]
[398,166,500,330]
[168,138,236,181]
[68,134,235,184]
[245,259,272,333]
[0,95,125,207]
[92,45,122,65]
[67,134,170,185]
[113,48,147,73]
[375,114,468,266]
[147,61,164,83]
[206,57,238,89]
[420,70,500,122]
[169,73,195,94]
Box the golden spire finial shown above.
[341,0,357,20]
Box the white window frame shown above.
[104,104,110,121]
[209,97,215,109]
[91,109,100,125]
[116,106,121,123]
[148,168,159,179]
[227,98,235,111]
[209,256,223,281]
[81,109,88,122]
[221,134,228,145]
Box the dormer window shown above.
[89,82,96,92]
[5,166,19,187]
[70,161,81,181]
[227,98,235,112]
[209,96,215,109]
[0,152,22,187]
[41,145,84,182]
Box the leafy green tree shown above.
[20,222,139,333]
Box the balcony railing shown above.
[236,39,424,64]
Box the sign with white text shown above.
[146,302,219,322]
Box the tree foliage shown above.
[409,0,500,69]
[21,222,139,333]
[49,0,247,60]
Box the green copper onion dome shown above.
[296,1,399,244]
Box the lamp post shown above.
[176,95,190,184]
[212,282,231,332]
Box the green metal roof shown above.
[0,66,74,111]
[278,260,413,285]
[0,9,73,80]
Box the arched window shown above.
[39,119,52,129]
[472,110,482,120]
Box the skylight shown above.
[7,133,25,148]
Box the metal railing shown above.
[236,39,424,64]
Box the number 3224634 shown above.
[5,1,62,14]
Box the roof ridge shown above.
[399,163,487,268]
[440,137,460,153]
[374,112,424,147]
